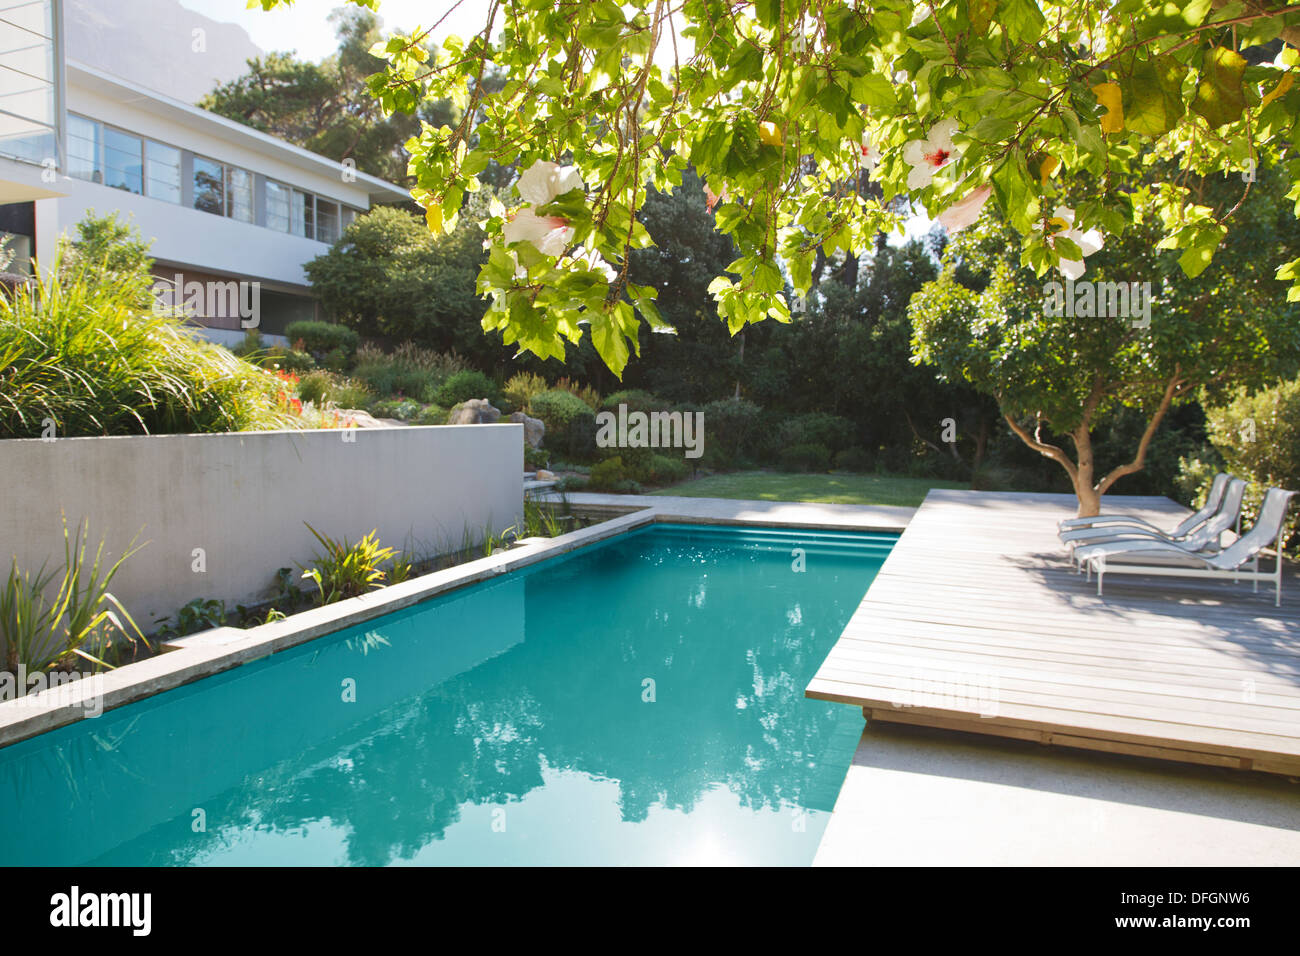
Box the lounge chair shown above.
[1057,473,1230,534]
[1076,488,1297,606]
[1060,477,1245,552]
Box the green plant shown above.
[777,413,858,454]
[0,518,145,683]
[553,376,601,410]
[700,397,762,461]
[600,390,663,414]
[643,454,690,485]
[1202,377,1300,554]
[352,343,465,401]
[589,456,630,489]
[524,445,549,469]
[504,371,548,411]
[284,320,359,360]
[301,524,401,605]
[779,443,833,473]
[413,404,449,425]
[156,598,227,639]
[369,397,422,421]
[297,370,372,409]
[0,235,292,439]
[435,369,498,407]
[531,389,593,447]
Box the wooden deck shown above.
[806,490,1300,775]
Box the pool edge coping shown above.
[0,500,909,750]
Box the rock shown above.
[510,411,545,448]
[332,409,392,428]
[536,469,556,481]
[447,398,502,425]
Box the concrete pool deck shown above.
[816,721,1300,865]
[548,491,915,531]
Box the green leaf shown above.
[1192,47,1247,128]
[1124,57,1184,137]
[1178,224,1226,278]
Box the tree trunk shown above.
[1071,426,1099,517]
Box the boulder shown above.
[447,398,502,425]
[510,411,546,448]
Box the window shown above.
[193,156,224,215]
[316,198,339,244]
[0,0,60,168]
[102,127,143,194]
[290,188,307,237]
[63,115,178,202]
[265,181,291,232]
[66,115,100,183]
[145,141,181,204]
[226,166,253,222]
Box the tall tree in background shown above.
[201,8,452,185]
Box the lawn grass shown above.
[648,470,967,508]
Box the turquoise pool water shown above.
[0,523,894,866]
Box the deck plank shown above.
[805,489,1300,774]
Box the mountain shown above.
[65,0,262,104]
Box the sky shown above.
[177,0,498,60]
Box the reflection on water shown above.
[0,525,893,866]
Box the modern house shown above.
[0,0,409,344]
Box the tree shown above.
[257,0,1300,381]
[909,166,1300,514]
[304,202,492,360]
[203,7,454,184]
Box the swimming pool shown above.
[0,523,894,866]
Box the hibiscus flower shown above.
[504,160,586,255]
[860,132,881,171]
[936,184,991,233]
[1040,206,1104,279]
[902,119,960,190]
[503,208,573,257]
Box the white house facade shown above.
[0,0,409,344]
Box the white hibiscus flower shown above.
[902,119,960,190]
[1041,206,1104,279]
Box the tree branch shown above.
[1095,371,1182,495]
[1003,412,1079,482]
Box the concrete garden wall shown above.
[0,424,523,632]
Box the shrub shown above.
[298,370,372,409]
[644,454,690,485]
[413,404,449,425]
[532,389,594,442]
[435,369,498,407]
[555,475,589,493]
[504,371,548,411]
[778,412,858,453]
[566,410,598,461]
[553,376,602,410]
[352,343,464,401]
[589,455,630,489]
[779,442,832,473]
[1203,377,1300,554]
[701,397,762,460]
[284,320,359,360]
[0,240,290,438]
[600,390,664,413]
[525,445,550,469]
[369,398,422,421]
[232,332,317,374]
[834,447,873,472]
